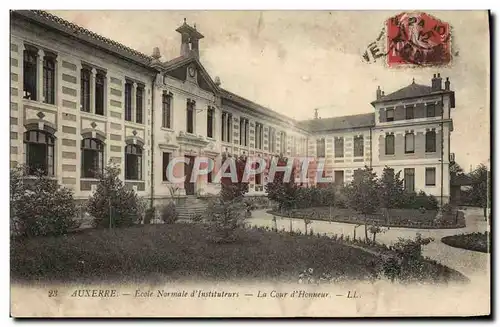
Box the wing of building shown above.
[9,10,456,207]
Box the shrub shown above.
[144,207,156,225]
[87,164,142,228]
[160,202,178,224]
[206,197,246,242]
[10,166,77,237]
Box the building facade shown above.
[10,10,455,205]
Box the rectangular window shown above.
[426,104,436,117]
[227,113,232,143]
[386,109,394,122]
[80,68,91,112]
[95,73,105,116]
[221,112,226,142]
[425,167,436,186]
[354,135,364,157]
[269,128,276,153]
[238,118,249,146]
[255,123,263,149]
[316,138,326,158]
[426,131,437,153]
[334,137,344,158]
[23,50,37,101]
[334,170,344,186]
[404,168,415,192]
[124,81,132,121]
[405,133,415,153]
[207,107,214,138]
[280,132,287,154]
[162,152,171,182]
[42,56,55,105]
[187,100,194,134]
[162,93,171,128]
[136,86,143,124]
[406,106,414,120]
[385,134,395,155]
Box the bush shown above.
[87,164,142,228]
[10,166,77,237]
[400,191,439,210]
[206,197,246,243]
[160,202,178,224]
[144,207,156,225]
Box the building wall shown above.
[11,18,155,200]
[371,93,454,202]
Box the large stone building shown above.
[10,10,456,207]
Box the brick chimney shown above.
[431,73,443,91]
[444,77,451,91]
[376,86,382,100]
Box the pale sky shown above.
[50,10,490,170]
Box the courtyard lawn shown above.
[268,207,465,229]
[11,222,383,284]
[441,232,491,253]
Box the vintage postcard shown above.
[9,10,491,317]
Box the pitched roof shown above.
[162,54,220,93]
[296,113,375,132]
[371,80,456,108]
[11,10,154,67]
[220,88,301,128]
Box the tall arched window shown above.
[81,138,104,178]
[24,130,54,176]
[125,144,142,180]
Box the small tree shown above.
[207,154,249,242]
[219,153,249,201]
[265,155,298,213]
[344,166,380,241]
[10,165,77,237]
[87,164,142,228]
[378,166,404,222]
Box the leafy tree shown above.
[266,155,296,213]
[87,164,142,228]
[10,165,77,237]
[343,166,380,241]
[378,166,404,222]
[469,164,491,218]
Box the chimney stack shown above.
[444,77,450,91]
[376,86,382,100]
[431,73,443,91]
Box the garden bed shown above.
[11,222,467,285]
[441,232,490,253]
[268,207,466,229]
[11,222,381,284]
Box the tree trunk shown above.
[372,232,376,244]
[364,215,369,242]
[353,227,356,241]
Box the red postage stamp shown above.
[386,12,451,66]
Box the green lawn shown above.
[11,223,383,284]
[441,232,491,253]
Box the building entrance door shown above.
[184,155,196,195]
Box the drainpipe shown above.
[440,93,444,206]
[369,127,373,169]
[150,74,156,209]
